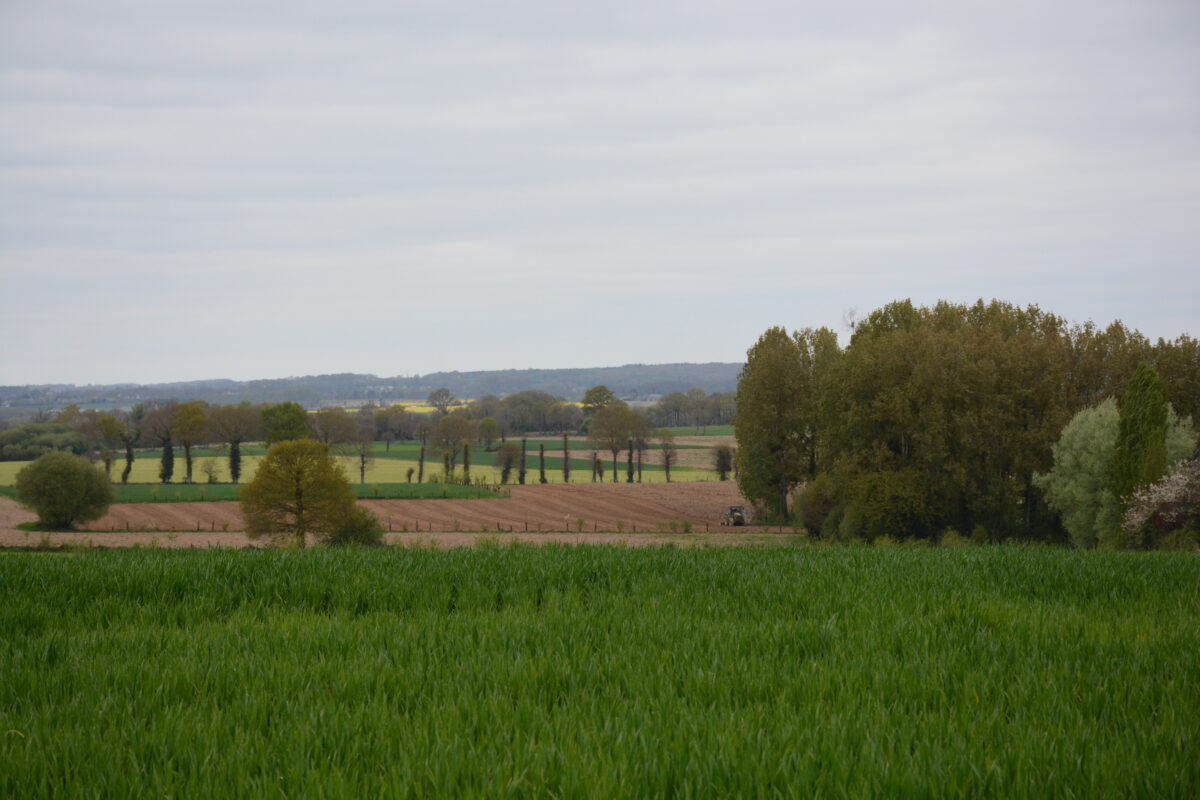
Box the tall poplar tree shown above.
[1113,364,1170,507]
[734,327,810,520]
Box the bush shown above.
[325,506,385,547]
[1122,458,1200,549]
[15,452,113,528]
[1156,528,1198,552]
[795,475,834,537]
[940,528,968,548]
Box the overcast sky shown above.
[1,0,1197,386]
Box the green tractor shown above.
[721,505,747,526]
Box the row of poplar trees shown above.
[734,298,1198,544]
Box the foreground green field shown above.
[1,546,1195,797]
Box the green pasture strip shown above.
[110,484,241,502]
[1,546,1196,798]
[665,425,735,437]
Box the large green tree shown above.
[821,301,1077,540]
[734,327,812,520]
[15,452,113,528]
[1034,400,1123,549]
[239,440,358,548]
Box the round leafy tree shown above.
[15,452,114,529]
[239,439,360,548]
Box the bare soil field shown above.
[0,483,786,549]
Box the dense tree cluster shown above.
[735,299,1198,545]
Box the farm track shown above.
[0,482,789,549]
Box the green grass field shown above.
[0,546,1195,797]
[663,424,735,437]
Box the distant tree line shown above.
[735,299,1199,547]
[0,380,741,486]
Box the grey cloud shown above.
[1,0,1197,383]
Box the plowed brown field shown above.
[0,483,790,549]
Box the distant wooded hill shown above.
[0,363,742,411]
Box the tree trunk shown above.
[563,434,570,483]
[230,440,242,484]
[122,445,134,484]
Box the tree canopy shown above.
[1036,397,1194,548]
[239,440,359,548]
[733,327,816,520]
[15,452,113,528]
[736,299,1199,543]
[262,402,312,445]
[581,385,618,416]
[1113,364,1170,507]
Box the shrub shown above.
[15,452,113,529]
[325,506,385,547]
[940,528,968,548]
[1122,458,1200,549]
[795,475,834,537]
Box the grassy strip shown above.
[0,546,1196,797]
